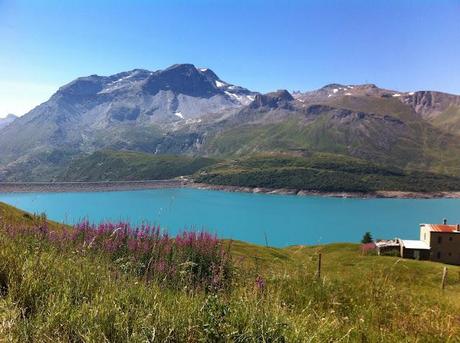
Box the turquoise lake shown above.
[1,188,460,247]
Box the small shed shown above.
[375,239,400,256]
[398,239,430,260]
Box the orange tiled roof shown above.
[427,224,460,233]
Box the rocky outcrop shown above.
[249,90,294,109]
[402,91,460,119]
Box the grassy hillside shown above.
[202,97,460,176]
[59,150,218,181]
[195,153,460,192]
[324,94,417,121]
[431,105,460,136]
[0,202,65,230]
[323,96,460,175]
[1,202,459,341]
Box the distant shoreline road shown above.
[0,180,186,193]
[1,180,460,199]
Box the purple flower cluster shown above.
[2,220,232,291]
[361,242,376,255]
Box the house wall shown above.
[429,232,460,265]
[420,225,431,245]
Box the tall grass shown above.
[2,220,231,292]
[0,217,459,341]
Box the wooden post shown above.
[441,267,448,291]
[317,253,322,280]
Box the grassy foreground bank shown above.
[1,202,460,342]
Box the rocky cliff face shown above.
[249,90,294,109]
[401,91,460,119]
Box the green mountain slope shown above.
[430,105,460,135]
[195,153,460,192]
[59,150,218,181]
[203,102,460,176]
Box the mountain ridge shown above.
[1,64,460,184]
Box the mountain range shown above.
[1,63,460,191]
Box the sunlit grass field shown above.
[1,201,459,342]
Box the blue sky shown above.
[1,0,459,117]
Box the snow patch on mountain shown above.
[215,80,226,88]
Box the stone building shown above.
[419,220,460,265]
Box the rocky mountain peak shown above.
[164,63,197,73]
[0,63,259,149]
[143,64,219,98]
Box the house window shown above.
[437,252,441,259]
[438,236,442,244]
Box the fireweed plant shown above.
[2,220,232,292]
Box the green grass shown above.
[59,150,218,181]
[431,105,460,136]
[324,94,417,121]
[195,153,460,192]
[1,202,460,341]
[0,202,65,231]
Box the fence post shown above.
[441,267,448,291]
[317,253,322,280]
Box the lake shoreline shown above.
[2,180,460,199]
